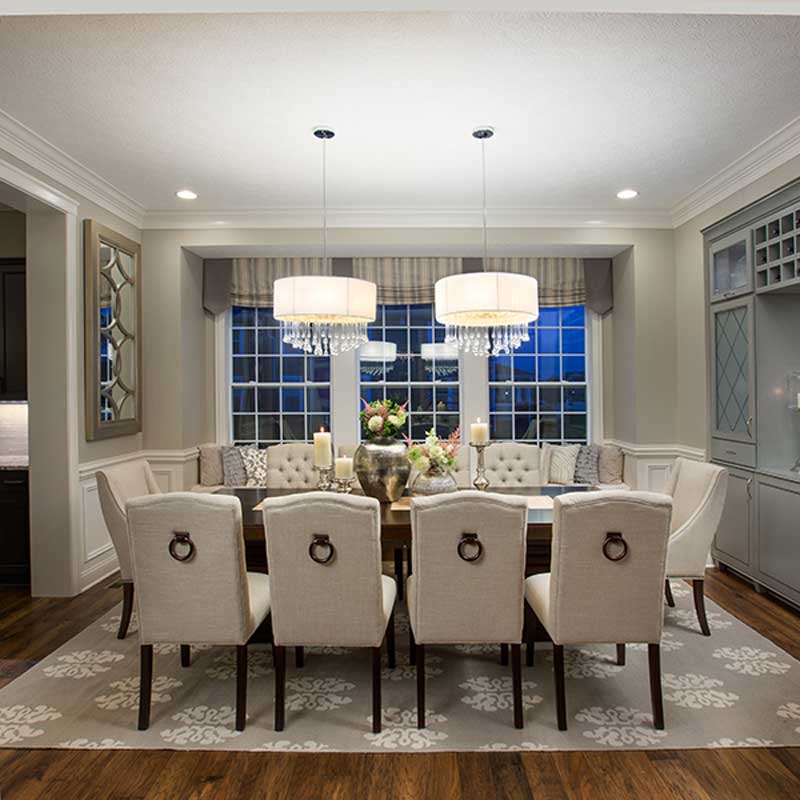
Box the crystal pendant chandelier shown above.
[434,127,539,356]
[273,127,376,355]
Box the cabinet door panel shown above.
[757,478,800,595]
[713,467,752,567]
[709,229,752,302]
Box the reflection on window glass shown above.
[230,306,331,446]
[359,303,460,440]
[488,305,589,444]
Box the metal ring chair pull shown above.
[457,532,483,563]
[309,533,335,565]
[169,531,196,563]
[602,531,629,562]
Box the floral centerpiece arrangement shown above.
[360,398,408,439]
[405,427,462,495]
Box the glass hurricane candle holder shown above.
[470,441,491,491]
[315,465,334,491]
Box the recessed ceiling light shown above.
[212,220,226,225]
[586,220,605,225]
[176,189,198,200]
[616,188,638,200]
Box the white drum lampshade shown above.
[420,342,459,361]
[359,340,398,362]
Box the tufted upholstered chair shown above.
[662,459,728,635]
[96,460,161,639]
[525,491,672,731]
[409,492,529,729]
[262,492,397,733]
[484,442,542,488]
[126,493,271,732]
[265,443,317,489]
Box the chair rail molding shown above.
[605,440,706,493]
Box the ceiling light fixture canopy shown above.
[434,127,539,356]
[273,127,376,356]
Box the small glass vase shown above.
[411,468,458,496]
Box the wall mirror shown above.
[84,219,142,440]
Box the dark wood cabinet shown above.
[0,258,27,401]
[0,470,30,584]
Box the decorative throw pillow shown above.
[540,442,552,483]
[548,444,581,485]
[240,447,269,488]
[199,445,224,486]
[574,444,600,485]
[598,444,624,484]
[222,445,248,487]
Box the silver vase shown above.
[354,438,411,503]
[411,469,458,496]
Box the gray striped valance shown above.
[352,257,462,304]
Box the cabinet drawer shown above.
[711,438,756,468]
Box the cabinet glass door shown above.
[710,230,751,302]
[711,297,755,442]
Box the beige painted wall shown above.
[0,208,25,257]
[674,154,800,450]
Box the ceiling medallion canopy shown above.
[273,127,376,356]
[434,127,539,356]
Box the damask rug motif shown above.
[0,584,798,752]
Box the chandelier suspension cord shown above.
[481,134,488,270]
[322,133,328,272]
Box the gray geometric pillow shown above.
[222,446,248,487]
[574,444,600,485]
[240,447,269,487]
[598,444,624,484]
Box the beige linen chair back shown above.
[96,459,161,580]
[484,442,541,487]
[409,491,528,644]
[263,493,387,647]
[127,493,254,645]
[548,491,672,645]
[266,443,316,489]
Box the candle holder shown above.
[315,465,334,491]
[334,476,356,494]
[470,441,491,491]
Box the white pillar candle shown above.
[470,417,489,444]
[335,456,354,479]
[313,429,332,467]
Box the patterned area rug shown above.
[0,582,798,752]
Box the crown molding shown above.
[671,114,800,228]
[142,206,673,230]
[0,108,145,229]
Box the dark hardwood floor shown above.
[0,568,798,799]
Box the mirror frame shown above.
[84,219,142,441]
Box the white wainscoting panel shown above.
[606,440,706,492]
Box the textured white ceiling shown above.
[0,12,798,216]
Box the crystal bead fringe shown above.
[444,324,530,356]
[281,321,368,356]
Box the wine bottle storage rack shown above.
[754,205,800,292]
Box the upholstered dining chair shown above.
[484,442,542,488]
[126,493,271,732]
[96,459,161,639]
[525,490,673,731]
[409,491,529,729]
[662,458,728,635]
[266,443,317,489]
[262,492,397,734]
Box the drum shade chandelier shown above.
[434,127,539,356]
[274,128,376,355]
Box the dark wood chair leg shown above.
[394,546,404,601]
[409,624,416,666]
[553,644,567,731]
[664,579,675,608]
[274,645,286,731]
[616,644,626,666]
[295,646,305,667]
[236,644,247,731]
[500,643,509,666]
[372,646,382,733]
[511,643,523,729]
[180,645,191,667]
[648,643,665,730]
[137,644,153,731]
[386,609,396,669]
[693,579,710,636]
[416,643,425,729]
[526,608,536,667]
[118,582,134,640]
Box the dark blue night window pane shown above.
[258,357,280,383]
[435,386,460,411]
[489,356,512,382]
[257,307,278,328]
[539,414,561,440]
[232,306,256,327]
[307,386,330,413]
[100,359,112,383]
[409,356,427,383]
[490,414,513,440]
[409,328,433,354]
[564,414,587,441]
[258,414,280,441]
[537,328,559,354]
[386,387,408,408]
[233,415,256,440]
[411,386,433,412]
[386,357,409,383]
[490,386,512,412]
[513,357,536,382]
[514,386,536,412]
[437,414,460,437]
[516,331,535,354]
[360,387,384,405]
[385,328,409,353]
[563,356,586,382]
[539,386,562,412]
[409,304,432,326]
[360,365,383,383]
[232,329,255,355]
[233,357,255,383]
[368,327,383,341]
[433,327,446,343]
[308,357,330,383]
[538,307,559,327]
[565,386,587,411]
[282,387,304,413]
[561,305,585,327]
[384,305,408,326]
[538,356,560,382]
[515,415,538,440]
[369,306,384,327]
[282,358,305,383]
[308,414,331,435]
[257,387,280,413]
[232,386,255,413]
[258,328,281,355]
[411,414,434,440]
[562,328,585,354]
[283,415,305,440]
